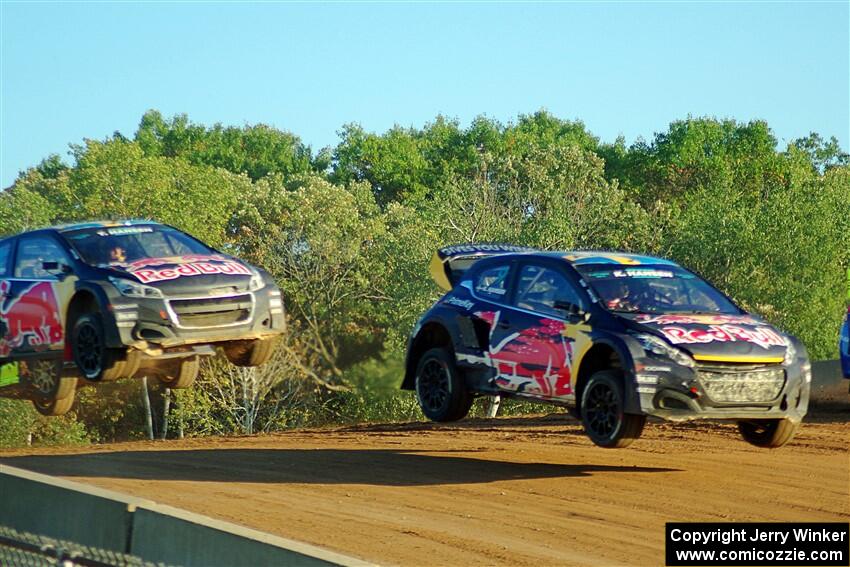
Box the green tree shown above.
[230,174,390,387]
[135,110,318,181]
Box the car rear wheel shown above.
[32,388,76,416]
[581,370,646,448]
[23,358,77,402]
[738,418,799,448]
[224,338,279,367]
[157,356,199,389]
[71,313,139,381]
[414,347,472,422]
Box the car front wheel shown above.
[71,313,139,381]
[581,370,646,448]
[224,338,278,367]
[415,347,472,422]
[157,356,199,389]
[738,418,799,448]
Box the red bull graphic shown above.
[659,324,785,350]
[126,255,252,284]
[0,280,64,357]
[469,310,574,399]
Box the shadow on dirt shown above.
[335,412,585,434]
[0,448,680,486]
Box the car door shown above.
[488,261,588,401]
[2,235,71,356]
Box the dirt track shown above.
[2,410,848,566]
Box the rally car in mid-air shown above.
[403,244,811,448]
[0,220,285,415]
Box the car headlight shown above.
[109,276,163,299]
[248,271,265,291]
[783,339,797,366]
[633,333,695,368]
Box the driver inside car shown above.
[109,245,127,264]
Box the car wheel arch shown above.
[66,289,99,328]
[403,321,456,390]
[574,339,635,416]
[66,286,121,348]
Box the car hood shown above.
[622,313,790,363]
[105,254,254,295]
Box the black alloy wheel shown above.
[580,370,646,448]
[72,314,105,380]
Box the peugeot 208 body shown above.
[403,245,810,448]
[0,220,284,415]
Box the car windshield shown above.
[63,225,214,267]
[576,264,742,315]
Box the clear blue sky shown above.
[1,1,848,187]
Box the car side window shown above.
[474,264,511,302]
[514,264,584,318]
[14,237,72,279]
[0,241,11,277]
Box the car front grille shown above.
[167,294,253,329]
[697,364,786,403]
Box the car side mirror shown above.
[42,261,71,276]
[553,299,589,322]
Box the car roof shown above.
[53,219,162,232]
[553,250,679,267]
[0,219,166,248]
[476,250,680,268]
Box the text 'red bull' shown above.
[131,261,252,284]
[660,324,786,350]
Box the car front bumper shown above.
[633,357,811,424]
[106,286,285,351]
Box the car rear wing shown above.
[428,243,537,290]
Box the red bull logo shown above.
[126,255,252,284]
[637,314,761,326]
[0,280,63,357]
[659,324,786,350]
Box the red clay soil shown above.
[2,411,848,566]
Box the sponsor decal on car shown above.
[658,324,786,350]
[0,280,64,357]
[126,255,252,284]
[469,310,576,399]
[636,314,761,326]
[440,244,535,256]
[589,268,676,279]
[444,297,474,310]
[96,226,154,236]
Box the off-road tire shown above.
[71,313,139,381]
[224,338,278,367]
[23,358,77,401]
[738,418,799,448]
[32,388,76,416]
[157,356,200,389]
[580,370,646,448]
[414,347,473,422]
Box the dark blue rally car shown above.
[0,220,285,415]
[403,244,811,449]
[841,306,850,380]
